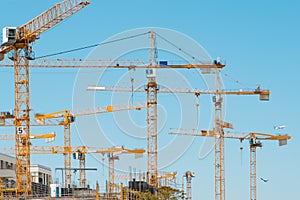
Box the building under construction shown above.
[0,0,292,200]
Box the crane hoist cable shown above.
[36,31,150,59]
[219,70,252,90]
[130,78,134,105]
[36,30,207,67]
[195,95,200,126]
[155,32,203,63]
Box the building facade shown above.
[0,153,52,196]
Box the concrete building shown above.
[0,153,16,188]
[0,153,52,196]
[30,164,52,196]
[30,164,51,186]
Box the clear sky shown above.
[0,0,299,199]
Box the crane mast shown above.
[13,49,31,195]
[78,154,86,188]
[63,111,72,188]
[213,66,225,200]
[185,171,195,200]
[35,110,73,188]
[249,139,261,200]
[146,31,158,188]
[107,153,119,198]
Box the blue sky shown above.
[1,0,299,199]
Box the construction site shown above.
[0,0,297,200]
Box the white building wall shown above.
[0,154,52,186]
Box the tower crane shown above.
[72,147,142,189]
[60,146,144,190]
[0,0,89,196]
[169,129,291,200]
[106,148,145,198]
[33,103,145,188]
[236,132,290,200]
[184,171,195,200]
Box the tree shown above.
[135,186,184,200]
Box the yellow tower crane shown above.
[169,129,291,200]
[105,148,145,198]
[232,132,290,200]
[33,103,145,188]
[0,0,89,196]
